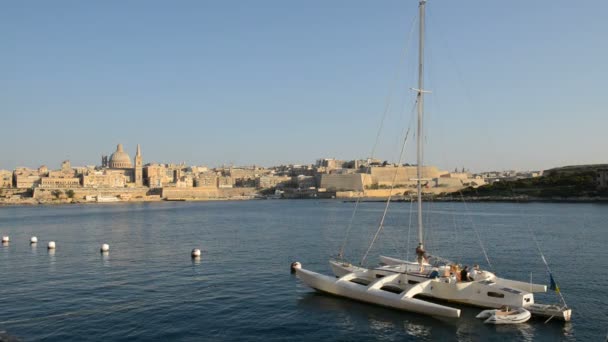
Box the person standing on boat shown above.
[415,243,427,271]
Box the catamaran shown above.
[294,0,571,321]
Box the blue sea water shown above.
[0,200,606,341]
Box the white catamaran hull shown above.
[327,258,570,321]
[295,267,461,318]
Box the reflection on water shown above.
[47,248,57,271]
[101,251,110,267]
[297,290,573,341]
[297,292,458,340]
[191,256,201,266]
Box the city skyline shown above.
[1,1,606,172]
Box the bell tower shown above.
[134,144,143,186]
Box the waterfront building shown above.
[194,172,218,188]
[40,177,81,188]
[0,170,12,188]
[218,176,233,188]
[82,170,128,188]
[13,168,42,188]
[296,175,317,189]
[598,169,608,189]
[256,175,292,189]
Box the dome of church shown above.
[109,144,133,169]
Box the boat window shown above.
[408,280,420,285]
[500,287,521,294]
[487,291,505,298]
[349,278,371,286]
[380,285,403,294]
[375,274,385,278]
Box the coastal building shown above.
[256,175,292,189]
[0,170,12,188]
[217,176,233,188]
[316,159,346,172]
[84,143,145,188]
[194,172,218,188]
[40,177,81,188]
[296,175,316,189]
[13,168,42,188]
[598,169,608,189]
[82,170,128,188]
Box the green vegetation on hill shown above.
[459,171,606,198]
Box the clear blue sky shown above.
[1,0,606,172]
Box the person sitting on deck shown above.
[470,264,481,280]
[460,266,471,282]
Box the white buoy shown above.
[1,236,9,243]
[48,241,56,249]
[100,244,109,252]
[30,236,38,244]
[291,261,302,274]
[191,248,201,258]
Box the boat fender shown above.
[291,262,302,274]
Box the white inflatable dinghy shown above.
[476,306,531,324]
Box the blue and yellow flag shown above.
[549,273,560,293]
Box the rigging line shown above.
[360,103,416,266]
[338,13,419,260]
[508,182,567,307]
[451,200,463,264]
[458,191,493,270]
[525,210,568,308]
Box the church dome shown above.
[109,144,133,169]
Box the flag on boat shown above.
[549,273,560,293]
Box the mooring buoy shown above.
[48,241,56,249]
[1,236,9,243]
[191,248,201,258]
[30,236,38,244]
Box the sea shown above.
[0,200,606,341]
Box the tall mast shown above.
[416,0,426,247]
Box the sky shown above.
[1,0,606,172]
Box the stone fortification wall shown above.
[0,188,32,199]
[368,166,445,186]
[320,174,371,191]
[33,187,150,200]
[336,189,410,198]
[162,187,257,200]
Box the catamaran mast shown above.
[416,0,426,248]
